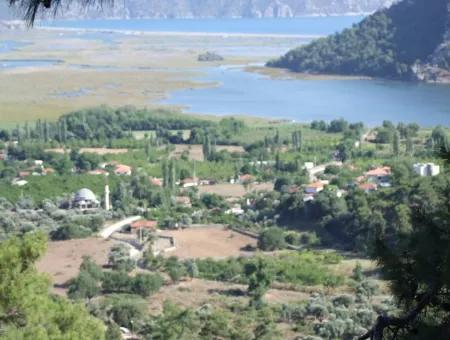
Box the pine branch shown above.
[358,288,435,340]
[8,0,109,25]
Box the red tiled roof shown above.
[19,171,31,178]
[239,174,253,181]
[365,166,391,177]
[130,220,157,230]
[358,183,378,191]
[150,177,162,186]
[114,164,132,173]
[306,182,324,189]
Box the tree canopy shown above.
[268,0,450,80]
[0,232,105,339]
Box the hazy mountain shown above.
[42,0,395,19]
[268,0,450,82]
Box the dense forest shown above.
[268,0,450,80]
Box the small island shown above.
[198,51,224,62]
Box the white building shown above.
[304,162,314,170]
[73,188,100,210]
[225,204,244,215]
[413,163,440,177]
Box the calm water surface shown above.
[162,66,450,126]
[41,16,364,36]
[0,59,63,69]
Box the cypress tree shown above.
[406,136,414,155]
[393,131,400,156]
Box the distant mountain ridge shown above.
[36,0,395,19]
[268,0,450,82]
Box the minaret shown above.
[104,176,111,211]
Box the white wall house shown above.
[413,163,440,177]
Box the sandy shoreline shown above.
[246,65,373,81]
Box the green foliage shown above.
[269,0,449,79]
[193,251,344,287]
[139,301,282,340]
[352,262,364,282]
[104,294,147,329]
[130,273,164,297]
[108,244,136,272]
[245,257,274,307]
[0,173,119,204]
[50,224,93,240]
[0,232,105,339]
[105,323,122,340]
[165,256,187,283]
[258,227,287,251]
[61,106,212,141]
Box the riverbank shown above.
[246,65,372,81]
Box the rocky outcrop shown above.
[29,0,396,20]
[412,6,450,83]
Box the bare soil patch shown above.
[170,144,204,161]
[159,226,256,259]
[216,145,246,154]
[36,237,120,295]
[198,183,247,197]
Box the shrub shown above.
[131,273,164,297]
[68,270,101,300]
[300,232,320,246]
[102,271,132,293]
[105,323,122,340]
[50,224,92,240]
[258,227,286,251]
[107,295,147,329]
[108,244,136,272]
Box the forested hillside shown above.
[268,0,450,81]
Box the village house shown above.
[239,174,254,184]
[304,162,315,170]
[358,182,378,193]
[130,219,158,232]
[181,177,198,188]
[303,194,315,202]
[413,163,440,177]
[305,181,325,194]
[114,164,132,176]
[199,179,215,186]
[12,178,28,187]
[129,219,158,243]
[149,177,163,186]
[225,204,245,215]
[364,166,391,186]
[88,169,109,176]
[42,167,55,175]
[19,171,31,178]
